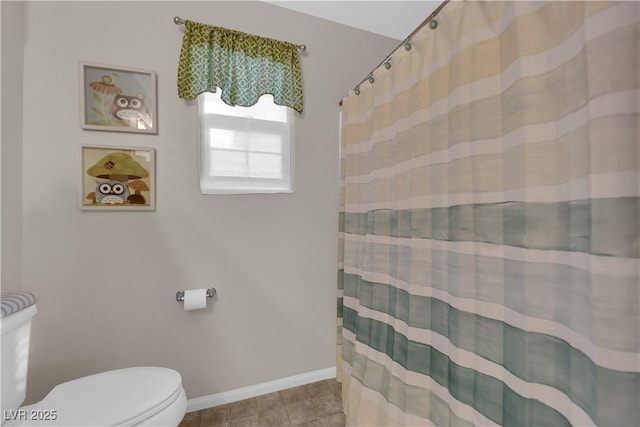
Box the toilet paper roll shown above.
[183,289,208,311]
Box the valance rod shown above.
[338,0,450,106]
[173,16,307,52]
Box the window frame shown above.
[198,93,294,194]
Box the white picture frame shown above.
[80,144,156,211]
[80,62,157,134]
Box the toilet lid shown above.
[29,367,183,426]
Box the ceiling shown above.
[265,1,442,41]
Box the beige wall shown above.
[1,0,24,290]
[15,1,397,403]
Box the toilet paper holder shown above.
[176,288,216,302]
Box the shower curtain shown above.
[337,1,639,426]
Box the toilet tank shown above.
[1,293,38,419]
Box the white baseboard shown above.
[186,366,337,413]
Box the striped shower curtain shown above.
[337,1,639,426]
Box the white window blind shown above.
[198,91,293,194]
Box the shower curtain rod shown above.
[338,0,450,106]
[173,16,307,52]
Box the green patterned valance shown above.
[177,20,303,114]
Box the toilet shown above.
[1,292,187,426]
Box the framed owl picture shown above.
[80,62,157,134]
[80,145,155,211]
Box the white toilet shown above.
[1,293,187,426]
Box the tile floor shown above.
[179,379,346,427]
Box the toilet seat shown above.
[20,367,186,426]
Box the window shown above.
[198,91,293,194]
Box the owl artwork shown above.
[109,93,151,129]
[95,180,130,205]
